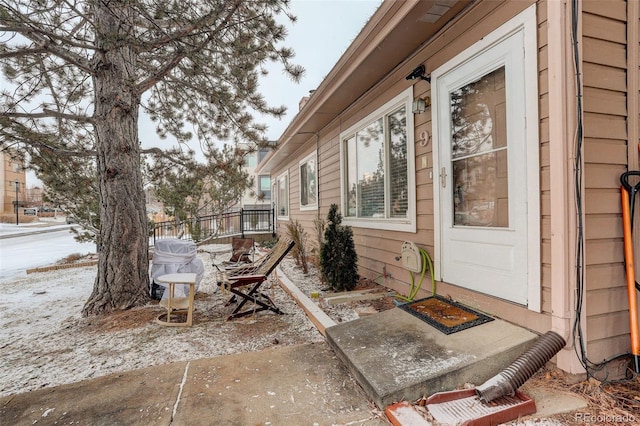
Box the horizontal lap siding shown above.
[538,0,552,316]
[341,0,548,319]
[318,132,341,211]
[341,83,431,292]
[581,0,630,361]
[274,142,312,245]
[277,1,557,330]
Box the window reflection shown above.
[450,67,508,227]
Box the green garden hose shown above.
[396,247,435,302]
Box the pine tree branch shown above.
[3,110,94,124]
[135,50,187,95]
[135,1,242,95]
[0,11,94,73]
[1,116,95,157]
[136,1,240,52]
[0,24,95,51]
[0,47,48,59]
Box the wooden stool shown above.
[155,273,197,327]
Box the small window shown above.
[246,152,257,168]
[258,175,271,201]
[276,172,289,217]
[257,148,270,164]
[340,87,416,232]
[299,152,318,210]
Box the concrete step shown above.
[325,307,537,409]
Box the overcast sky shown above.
[257,0,382,141]
[26,0,382,187]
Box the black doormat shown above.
[398,295,494,335]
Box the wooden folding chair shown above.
[225,237,255,266]
[220,238,295,320]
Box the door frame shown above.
[431,4,540,311]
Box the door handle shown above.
[441,167,447,188]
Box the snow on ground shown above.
[0,244,334,398]
[0,219,96,280]
[0,227,587,424]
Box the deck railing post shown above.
[240,208,245,238]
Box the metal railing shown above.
[152,208,275,245]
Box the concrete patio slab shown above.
[326,307,538,409]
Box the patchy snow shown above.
[0,219,96,280]
[0,244,336,397]
[0,234,582,426]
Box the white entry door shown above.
[433,11,538,307]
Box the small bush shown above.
[286,220,309,274]
[260,237,279,249]
[320,204,358,291]
[61,253,84,263]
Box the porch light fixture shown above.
[406,64,430,83]
[412,96,431,114]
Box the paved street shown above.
[0,221,95,280]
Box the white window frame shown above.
[276,171,289,219]
[339,87,416,232]
[299,151,318,211]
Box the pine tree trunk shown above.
[82,3,149,316]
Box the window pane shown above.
[259,175,270,200]
[357,119,384,217]
[300,164,308,205]
[277,176,288,216]
[259,176,270,191]
[450,67,506,159]
[247,152,257,168]
[388,107,408,218]
[451,66,508,227]
[308,159,316,205]
[345,136,357,217]
[452,150,508,227]
[300,158,317,207]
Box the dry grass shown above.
[60,252,86,263]
[522,365,640,425]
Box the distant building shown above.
[145,187,171,223]
[0,151,27,215]
[238,143,272,210]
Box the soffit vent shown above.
[419,0,455,23]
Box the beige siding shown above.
[272,0,637,351]
[357,1,547,328]
[272,0,550,332]
[581,0,631,360]
[538,0,552,322]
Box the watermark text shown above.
[575,412,636,424]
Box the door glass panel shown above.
[450,66,508,227]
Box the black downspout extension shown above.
[475,331,566,403]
